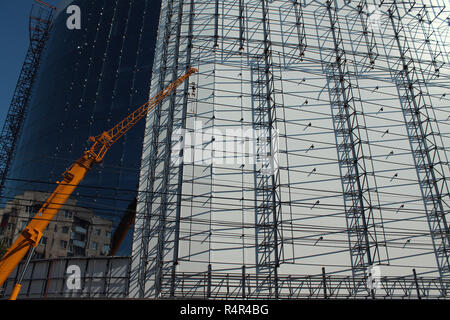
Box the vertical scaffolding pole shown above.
[239,0,245,51]
[293,0,307,58]
[137,0,176,298]
[318,0,378,296]
[155,0,186,296]
[357,0,378,67]
[171,0,195,297]
[386,2,449,296]
[251,0,281,299]
[214,0,219,48]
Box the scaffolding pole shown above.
[382,1,450,296]
[317,0,380,296]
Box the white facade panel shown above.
[131,0,449,298]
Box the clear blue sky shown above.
[0,0,59,127]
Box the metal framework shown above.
[347,0,379,74]
[164,270,448,299]
[2,257,447,299]
[316,0,381,296]
[0,1,54,200]
[250,0,282,299]
[131,0,449,299]
[377,0,450,295]
[134,0,197,298]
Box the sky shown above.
[0,0,59,127]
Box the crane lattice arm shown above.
[0,67,197,299]
[86,67,197,163]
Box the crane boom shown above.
[84,67,197,163]
[0,67,197,299]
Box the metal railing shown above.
[1,256,447,299]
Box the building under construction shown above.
[130,0,449,299]
[1,0,449,299]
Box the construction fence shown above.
[0,256,447,299]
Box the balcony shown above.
[72,239,86,248]
[74,226,87,234]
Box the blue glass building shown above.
[4,0,162,256]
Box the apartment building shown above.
[0,191,113,258]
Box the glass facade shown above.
[4,0,162,256]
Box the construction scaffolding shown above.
[130,0,449,299]
[1,257,446,299]
[383,0,449,293]
[0,1,55,200]
[317,1,380,296]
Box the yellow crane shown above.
[0,67,197,300]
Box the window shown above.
[62,226,69,234]
[26,203,42,215]
[20,221,27,230]
[60,240,67,249]
[91,241,98,250]
[101,244,110,255]
[0,213,10,229]
[64,210,73,218]
[95,229,101,236]
[54,224,58,232]
[32,203,42,214]
[41,237,48,245]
